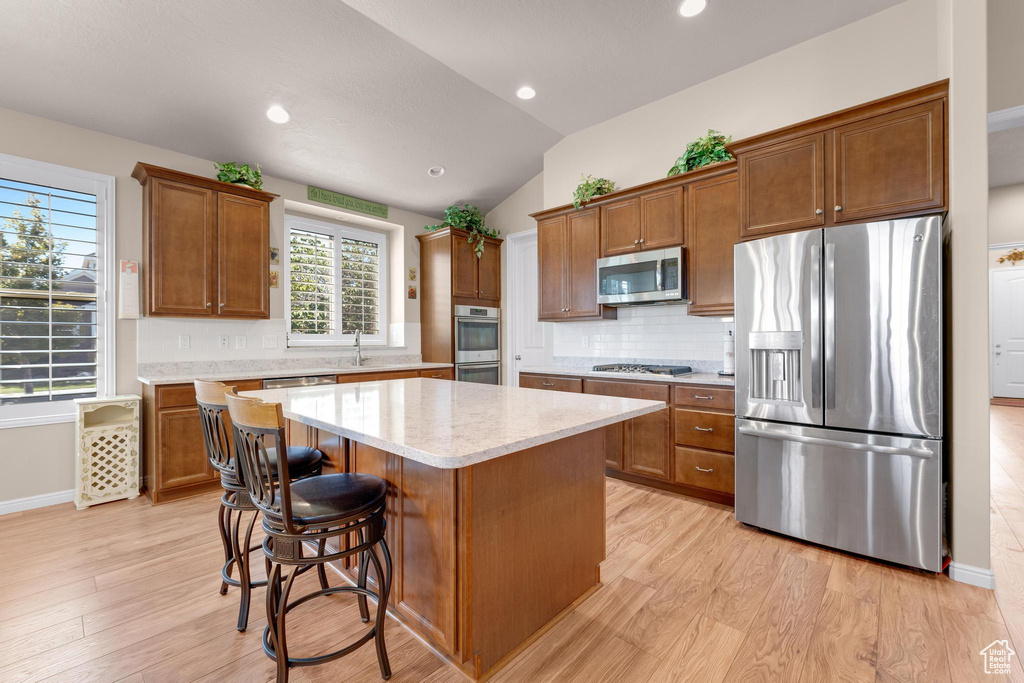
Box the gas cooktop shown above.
[592,364,693,376]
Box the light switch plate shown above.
[235,335,247,350]
[177,335,190,350]
[262,335,277,349]
[218,335,229,349]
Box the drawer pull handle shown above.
[693,394,713,400]
[694,426,714,432]
[695,466,715,473]
[542,382,555,387]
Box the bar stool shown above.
[194,380,327,631]
[225,392,393,683]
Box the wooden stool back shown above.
[194,380,238,477]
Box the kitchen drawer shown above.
[337,370,420,383]
[674,447,735,494]
[673,385,734,411]
[519,373,583,393]
[673,409,735,452]
[420,367,454,380]
[155,384,197,409]
[584,379,669,402]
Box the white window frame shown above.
[285,214,388,347]
[0,153,116,428]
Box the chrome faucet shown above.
[354,329,363,367]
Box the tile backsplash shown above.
[552,305,733,363]
[136,317,420,364]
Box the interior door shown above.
[508,233,545,385]
[992,268,1024,399]
[824,216,942,438]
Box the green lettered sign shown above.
[307,186,388,219]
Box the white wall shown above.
[0,106,438,504]
[988,0,1024,112]
[542,0,943,208]
[989,183,1024,245]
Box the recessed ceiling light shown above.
[516,86,536,100]
[678,0,708,17]
[428,165,446,178]
[266,105,290,124]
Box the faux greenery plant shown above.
[667,130,733,177]
[572,174,616,210]
[425,204,500,257]
[214,161,263,190]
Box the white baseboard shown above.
[0,489,75,516]
[948,561,997,589]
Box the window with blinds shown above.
[286,215,387,345]
[0,173,107,412]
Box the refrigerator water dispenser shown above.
[748,331,803,403]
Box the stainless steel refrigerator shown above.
[734,215,944,572]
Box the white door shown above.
[992,268,1024,398]
[506,231,545,386]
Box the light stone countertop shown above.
[137,362,454,386]
[518,366,735,387]
[241,378,666,469]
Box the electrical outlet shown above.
[581,336,589,348]
[262,335,277,349]
[218,335,229,349]
[234,335,247,350]
[177,335,190,350]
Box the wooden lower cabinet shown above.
[522,372,735,505]
[420,367,455,380]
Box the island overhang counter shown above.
[242,378,665,680]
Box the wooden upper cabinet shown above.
[565,208,601,318]
[687,174,740,316]
[832,99,945,223]
[133,162,277,319]
[476,240,501,302]
[218,193,270,318]
[451,235,479,299]
[600,197,641,256]
[640,185,685,249]
[148,178,216,316]
[739,133,825,239]
[537,215,567,320]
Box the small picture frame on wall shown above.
[270,270,280,288]
[408,286,417,300]
[408,267,417,282]
[270,246,280,265]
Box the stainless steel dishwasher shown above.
[262,375,337,390]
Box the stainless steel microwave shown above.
[596,247,687,306]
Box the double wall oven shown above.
[454,305,500,385]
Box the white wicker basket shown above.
[74,395,141,510]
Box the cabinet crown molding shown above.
[131,162,279,202]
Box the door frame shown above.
[504,229,538,387]
[989,246,1024,397]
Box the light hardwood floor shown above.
[4,409,1024,682]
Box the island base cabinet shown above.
[328,430,606,680]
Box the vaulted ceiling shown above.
[0,0,904,215]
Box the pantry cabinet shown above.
[731,80,947,239]
[133,162,277,319]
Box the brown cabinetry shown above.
[536,211,614,321]
[521,371,735,505]
[420,367,455,380]
[133,163,277,319]
[449,229,501,303]
[731,80,947,240]
[687,175,740,316]
[599,186,684,257]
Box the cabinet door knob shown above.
[219,303,225,308]
[815,209,823,215]
[694,426,714,432]
[634,239,639,245]
[835,205,843,211]
[206,302,211,307]
[695,466,715,473]
[639,238,644,244]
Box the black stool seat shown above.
[221,446,324,487]
[267,473,387,527]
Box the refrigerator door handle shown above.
[823,240,836,412]
[736,424,935,458]
[809,241,822,412]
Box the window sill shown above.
[0,411,75,430]
[287,339,389,349]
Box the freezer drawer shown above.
[735,419,942,572]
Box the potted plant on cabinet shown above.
[666,129,733,176]
[214,161,264,190]
[425,204,500,257]
[572,174,616,209]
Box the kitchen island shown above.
[243,378,664,680]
